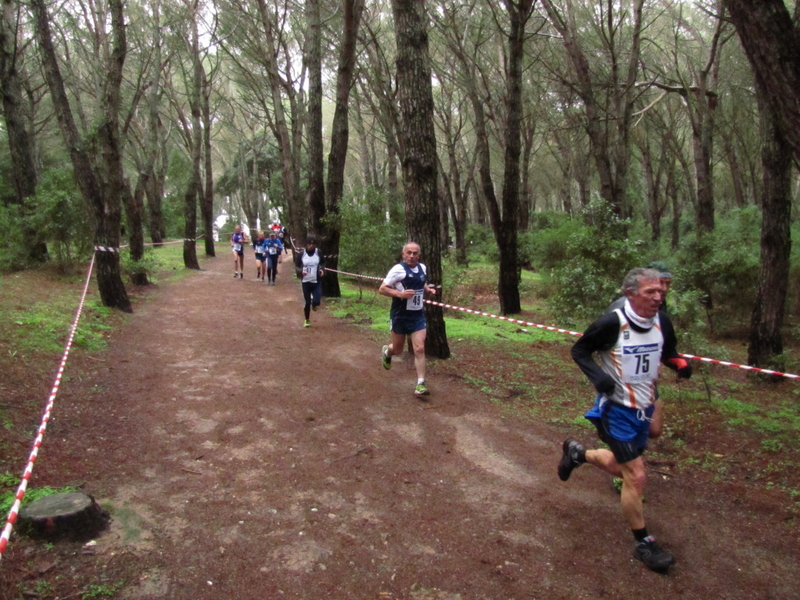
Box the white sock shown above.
[417,378,425,385]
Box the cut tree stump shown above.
[18,492,109,541]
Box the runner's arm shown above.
[379,266,411,299]
[571,313,620,395]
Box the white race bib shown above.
[269,246,277,255]
[233,243,242,252]
[621,343,659,384]
[406,290,424,311]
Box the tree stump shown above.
[18,492,109,541]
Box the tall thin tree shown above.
[31,0,131,311]
[391,0,449,359]
[322,0,365,297]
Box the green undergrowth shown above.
[0,472,78,516]
[0,295,112,357]
[126,240,222,283]
[712,395,800,441]
[327,278,565,347]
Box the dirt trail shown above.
[7,253,799,600]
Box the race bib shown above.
[233,243,242,252]
[406,290,424,311]
[269,246,277,255]
[620,343,659,384]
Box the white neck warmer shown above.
[623,298,655,329]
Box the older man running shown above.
[558,267,692,572]
[378,242,437,397]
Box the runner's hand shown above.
[595,374,615,396]
[667,358,692,379]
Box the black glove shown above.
[668,358,692,380]
[595,373,616,396]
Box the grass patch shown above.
[712,396,800,440]
[327,277,565,346]
[0,294,112,357]
[133,240,223,282]
[0,471,78,515]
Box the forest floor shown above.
[0,250,798,600]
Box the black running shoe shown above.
[634,536,674,571]
[557,438,585,481]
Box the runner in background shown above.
[280,225,290,254]
[378,242,437,398]
[231,224,246,279]
[253,230,267,281]
[558,267,692,572]
[264,230,283,285]
[295,237,325,327]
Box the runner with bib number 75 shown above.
[378,242,437,398]
[557,267,692,573]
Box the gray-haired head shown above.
[622,267,662,296]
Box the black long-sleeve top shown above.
[571,309,681,396]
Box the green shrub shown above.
[338,187,406,277]
[465,222,497,262]
[30,168,93,271]
[0,168,92,273]
[120,248,162,281]
[545,200,646,324]
[672,207,761,331]
[0,202,28,271]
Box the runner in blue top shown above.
[378,242,437,397]
[253,230,267,281]
[231,225,246,278]
[264,230,283,285]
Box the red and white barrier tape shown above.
[97,237,206,253]
[423,300,585,336]
[678,354,799,380]
[0,255,97,561]
[325,267,383,282]
[329,269,800,380]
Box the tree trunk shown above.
[19,492,109,541]
[747,65,793,370]
[668,174,680,249]
[31,0,131,312]
[322,0,365,298]
[724,0,800,165]
[391,0,449,360]
[305,0,325,240]
[496,0,533,315]
[354,91,373,188]
[0,0,45,261]
[183,5,202,271]
[123,173,148,285]
[724,134,747,207]
[201,67,215,257]
[691,89,717,232]
[145,0,165,246]
[256,0,304,242]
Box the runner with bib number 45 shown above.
[378,242,437,398]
